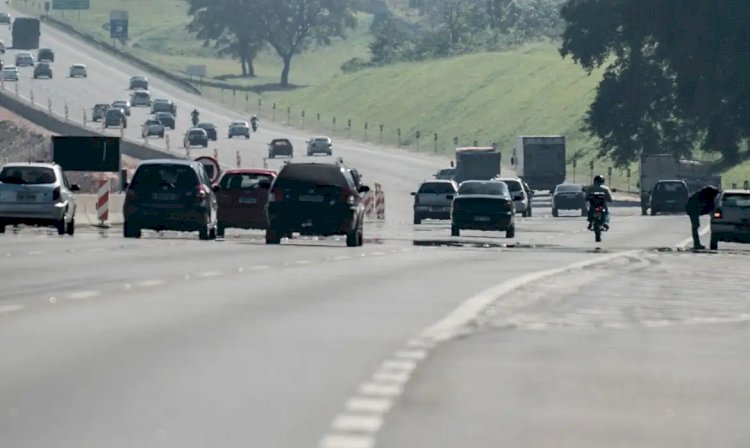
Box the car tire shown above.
[413,216,421,225]
[203,142,208,148]
[123,221,141,238]
[0,222,5,234]
[346,226,361,247]
[527,207,532,217]
[581,207,587,217]
[451,224,460,237]
[199,216,212,240]
[265,227,281,244]
[217,223,226,238]
[245,134,250,139]
[269,154,275,159]
[56,218,66,235]
[552,208,558,217]
[710,235,719,250]
[522,210,529,217]
[650,207,657,216]
[506,225,515,239]
[65,218,75,236]
[641,206,647,216]
[208,225,217,240]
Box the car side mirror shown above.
[410,192,416,196]
[358,185,371,194]
[70,184,80,192]
[259,181,272,190]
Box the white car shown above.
[1,66,19,81]
[141,118,165,139]
[0,40,6,54]
[130,89,152,107]
[228,121,250,139]
[69,64,88,78]
[0,162,79,235]
[112,100,131,116]
[710,189,750,250]
[495,177,531,217]
[15,52,34,67]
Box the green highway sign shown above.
[52,0,90,10]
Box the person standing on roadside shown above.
[685,185,721,250]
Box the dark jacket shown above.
[685,186,720,215]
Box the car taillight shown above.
[713,209,722,219]
[340,190,355,205]
[196,185,208,203]
[269,189,284,202]
[52,187,61,202]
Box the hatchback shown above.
[412,180,458,224]
[214,169,276,237]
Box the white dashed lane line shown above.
[0,304,25,315]
[66,290,101,300]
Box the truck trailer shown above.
[513,136,566,192]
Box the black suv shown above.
[37,48,54,62]
[104,108,127,128]
[265,162,370,246]
[123,160,218,240]
[33,62,52,79]
[269,138,293,158]
[649,179,689,215]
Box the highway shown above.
[1,10,750,448]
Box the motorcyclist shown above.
[191,108,199,126]
[250,114,259,131]
[685,185,721,250]
[587,174,613,231]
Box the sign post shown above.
[109,10,129,43]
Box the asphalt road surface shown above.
[1,8,750,448]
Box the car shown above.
[265,162,370,246]
[268,138,293,158]
[130,89,152,107]
[69,63,87,78]
[123,159,218,240]
[32,62,52,79]
[228,121,250,139]
[0,12,11,25]
[411,180,458,224]
[154,111,176,129]
[111,100,131,116]
[150,98,176,115]
[15,52,34,67]
[214,169,276,237]
[129,75,148,90]
[104,108,127,128]
[307,136,333,156]
[184,128,209,148]
[196,122,218,141]
[141,119,165,138]
[1,66,19,81]
[552,183,587,217]
[0,40,6,54]
[649,179,689,215]
[495,177,531,217]
[710,190,750,250]
[37,48,54,62]
[434,167,456,180]
[0,162,79,235]
[92,103,111,122]
[451,180,515,238]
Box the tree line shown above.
[186,0,356,86]
[560,0,750,169]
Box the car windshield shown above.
[219,173,274,190]
[0,166,56,185]
[459,181,507,196]
[499,180,522,192]
[418,182,455,194]
[722,193,750,207]
[556,184,582,193]
[130,165,197,191]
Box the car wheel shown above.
[522,210,529,218]
[265,227,281,244]
[269,154,275,159]
[199,216,211,240]
[506,225,515,239]
[552,208,558,217]
[217,222,226,238]
[527,207,532,217]
[346,226,360,247]
[65,218,75,236]
[650,207,657,216]
[0,221,5,234]
[451,224,460,237]
[202,142,208,148]
[641,206,647,216]
[581,207,587,217]
[123,220,141,238]
[56,218,66,235]
[245,134,250,139]
[413,216,421,225]
[208,225,217,240]
[357,226,364,246]
[710,235,719,250]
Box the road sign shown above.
[195,156,220,184]
[110,10,129,40]
[52,136,121,172]
[52,0,90,10]
[186,65,206,78]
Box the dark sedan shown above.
[196,122,218,141]
[155,111,176,129]
[451,180,515,238]
[552,183,587,217]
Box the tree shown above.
[255,0,356,86]
[186,0,264,77]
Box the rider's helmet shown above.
[593,175,605,185]
[192,108,198,115]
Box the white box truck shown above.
[513,136,566,192]
[639,154,720,215]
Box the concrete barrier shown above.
[75,193,124,227]
[37,15,202,96]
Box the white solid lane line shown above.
[66,290,101,300]
[0,304,24,315]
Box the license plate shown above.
[474,216,490,222]
[239,197,257,204]
[17,192,36,201]
[299,195,324,202]
[152,193,178,200]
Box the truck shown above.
[512,136,566,192]
[453,146,501,183]
[638,154,720,215]
[12,17,40,50]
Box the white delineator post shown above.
[96,178,110,225]
[213,148,219,161]
[236,150,241,168]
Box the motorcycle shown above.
[588,192,609,243]
[251,119,259,132]
[191,111,200,127]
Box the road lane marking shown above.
[319,434,374,448]
[393,349,427,361]
[358,383,403,397]
[0,304,24,315]
[198,271,223,278]
[66,290,100,300]
[136,280,165,288]
[295,260,312,265]
[372,371,411,384]
[345,398,392,414]
[332,414,383,433]
[380,360,417,372]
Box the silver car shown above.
[130,90,152,107]
[412,180,458,224]
[496,177,531,217]
[112,100,131,116]
[307,136,333,156]
[69,63,88,78]
[0,162,79,235]
[710,189,750,250]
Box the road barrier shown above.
[364,183,385,221]
[213,148,219,162]
[236,150,241,168]
[96,178,110,224]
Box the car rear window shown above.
[275,164,349,189]
[130,165,198,191]
[219,173,274,190]
[0,166,56,185]
[722,193,750,208]
[499,180,522,192]
[315,138,330,142]
[655,182,687,193]
[556,184,582,193]
[418,182,455,194]
[458,181,508,196]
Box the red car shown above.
[214,169,276,237]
